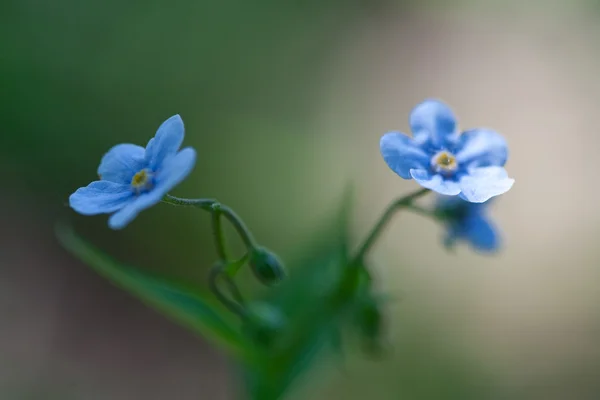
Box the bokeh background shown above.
[3,0,600,399]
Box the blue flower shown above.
[436,196,500,253]
[69,115,196,229]
[380,99,514,202]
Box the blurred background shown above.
[3,0,600,398]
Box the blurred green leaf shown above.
[243,247,346,400]
[56,223,252,360]
[242,185,357,399]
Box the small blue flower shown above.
[436,196,500,253]
[69,115,196,229]
[380,99,514,202]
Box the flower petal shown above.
[409,169,461,195]
[108,148,197,230]
[97,144,146,184]
[154,147,197,194]
[145,115,185,170]
[459,166,514,203]
[69,181,133,215]
[455,128,508,168]
[409,99,457,149]
[463,215,499,252]
[108,191,163,229]
[380,132,429,179]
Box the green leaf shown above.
[243,254,345,400]
[240,183,359,399]
[244,243,353,398]
[56,223,252,360]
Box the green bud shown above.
[249,246,286,286]
[242,302,286,347]
[354,297,386,357]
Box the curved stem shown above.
[218,204,256,249]
[162,194,257,249]
[223,274,246,306]
[403,203,438,219]
[211,206,228,261]
[209,263,247,318]
[163,194,253,319]
[225,253,251,277]
[161,195,216,211]
[351,188,430,265]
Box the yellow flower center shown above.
[131,169,153,193]
[431,151,458,174]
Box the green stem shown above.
[351,188,430,265]
[163,194,255,320]
[208,263,247,318]
[403,203,438,219]
[211,205,228,261]
[161,195,215,211]
[162,195,257,249]
[225,253,250,277]
[266,190,435,395]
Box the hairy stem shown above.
[162,195,257,249]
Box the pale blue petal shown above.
[380,132,429,179]
[409,169,461,195]
[436,195,500,252]
[108,191,164,229]
[455,129,508,168]
[145,115,185,170]
[107,148,196,230]
[69,181,133,215]
[437,194,490,216]
[409,99,457,149]
[97,144,146,184]
[464,216,499,252]
[154,147,197,195]
[459,166,514,203]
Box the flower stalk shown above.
[162,194,260,320]
[350,188,431,265]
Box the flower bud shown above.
[249,247,286,286]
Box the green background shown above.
[2,0,600,399]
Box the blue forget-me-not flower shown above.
[380,99,514,202]
[69,115,196,229]
[436,196,499,253]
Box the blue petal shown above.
[97,144,146,184]
[380,132,429,179]
[455,129,508,168]
[436,194,466,211]
[459,166,514,203]
[154,147,197,194]
[108,148,196,230]
[69,181,133,215]
[463,215,499,252]
[409,99,457,149]
[145,115,185,170]
[436,194,489,216]
[409,169,461,195]
[108,191,164,229]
